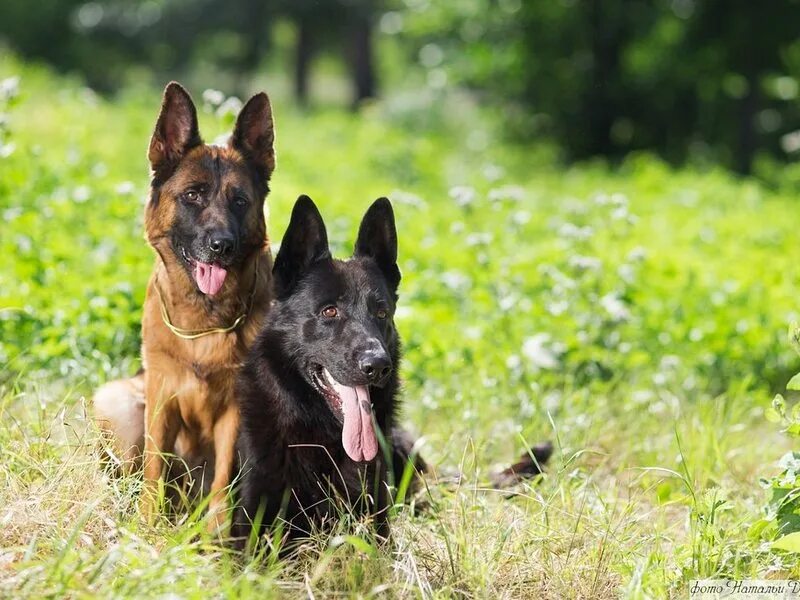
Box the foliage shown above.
[3,2,800,171]
[3,55,800,597]
[398,0,800,172]
[755,324,800,550]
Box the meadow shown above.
[2,54,800,598]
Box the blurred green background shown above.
[3,0,800,176]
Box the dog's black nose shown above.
[208,234,235,257]
[359,351,392,383]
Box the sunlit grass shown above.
[2,54,800,597]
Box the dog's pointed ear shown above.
[148,82,202,176]
[354,198,400,292]
[231,92,276,176]
[273,195,331,297]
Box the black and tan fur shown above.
[93,82,276,531]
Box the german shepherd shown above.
[93,82,276,531]
[232,196,554,550]
[232,196,404,548]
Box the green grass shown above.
[2,54,800,598]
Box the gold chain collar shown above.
[155,254,260,340]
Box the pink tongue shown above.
[193,262,227,296]
[328,375,378,462]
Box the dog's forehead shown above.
[332,259,391,302]
[163,145,256,195]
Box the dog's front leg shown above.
[141,387,180,524]
[208,404,239,535]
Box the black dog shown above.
[232,195,408,549]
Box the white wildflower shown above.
[73,185,91,203]
[522,333,560,370]
[202,89,225,107]
[449,185,476,208]
[547,300,568,316]
[627,246,647,262]
[440,270,470,292]
[569,255,602,271]
[115,181,136,195]
[0,76,20,101]
[600,293,630,322]
[465,232,492,247]
[512,210,531,225]
[488,185,525,203]
[558,222,594,241]
[216,96,243,118]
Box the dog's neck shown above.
[153,242,270,328]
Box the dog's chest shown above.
[285,447,378,514]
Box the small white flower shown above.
[547,300,568,316]
[610,193,628,207]
[115,181,136,195]
[73,185,91,203]
[440,270,470,291]
[600,293,630,322]
[558,222,594,241]
[627,246,647,262]
[0,76,20,101]
[0,142,15,158]
[449,185,476,208]
[522,333,560,370]
[618,263,635,283]
[464,325,482,339]
[465,232,493,247]
[781,130,800,154]
[202,89,225,107]
[506,354,521,370]
[611,206,629,220]
[569,255,602,271]
[512,210,531,225]
[593,192,611,206]
[488,185,525,202]
[391,189,426,208]
[498,294,517,311]
[543,390,561,412]
[394,305,412,320]
[660,355,681,370]
[216,96,243,118]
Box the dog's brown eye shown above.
[376,308,388,320]
[233,196,248,208]
[184,189,199,202]
[321,306,338,318]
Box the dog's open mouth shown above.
[181,246,227,297]
[311,366,379,463]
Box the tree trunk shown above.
[736,71,758,175]
[294,18,313,106]
[349,13,376,107]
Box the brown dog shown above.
[93,82,275,531]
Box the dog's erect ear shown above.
[231,92,276,176]
[148,82,202,177]
[354,198,400,292]
[273,195,331,297]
